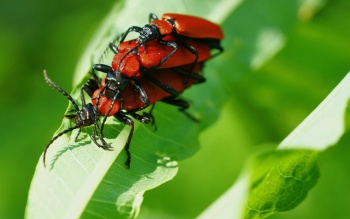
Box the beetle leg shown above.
[120,26,143,43]
[109,33,123,54]
[91,121,112,150]
[113,113,135,169]
[120,111,151,124]
[96,114,113,149]
[64,114,76,119]
[179,40,198,71]
[121,104,157,130]
[121,104,155,126]
[81,78,109,146]
[91,124,111,150]
[93,64,114,74]
[149,13,159,22]
[92,69,101,84]
[91,88,111,150]
[74,128,82,142]
[82,78,100,97]
[130,113,151,124]
[99,116,110,146]
[141,104,157,130]
[130,78,150,107]
[173,66,206,84]
[128,111,157,131]
[177,39,199,85]
[161,96,199,122]
[98,91,121,149]
[199,38,224,57]
[109,42,119,54]
[161,96,189,109]
[156,40,178,68]
[141,70,179,97]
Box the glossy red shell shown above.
[111,52,140,77]
[161,13,224,39]
[151,20,172,35]
[91,89,121,116]
[112,39,211,77]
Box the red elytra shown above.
[157,13,224,40]
[111,38,211,78]
[92,62,203,115]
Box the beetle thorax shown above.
[138,24,159,44]
[105,72,128,99]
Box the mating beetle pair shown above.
[43,13,224,168]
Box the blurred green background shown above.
[0,1,114,218]
[1,0,350,218]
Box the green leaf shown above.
[343,99,350,131]
[279,73,350,151]
[244,149,319,219]
[26,0,240,218]
[199,71,350,218]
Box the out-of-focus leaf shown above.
[199,72,350,219]
[244,149,319,219]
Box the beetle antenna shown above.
[43,124,80,167]
[43,70,80,112]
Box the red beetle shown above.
[90,62,204,167]
[111,37,211,77]
[118,13,223,68]
[81,37,214,168]
[92,62,204,115]
[92,38,211,115]
[120,13,223,46]
[86,36,217,168]
[43,14,224,168]
[43,62,205,168]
